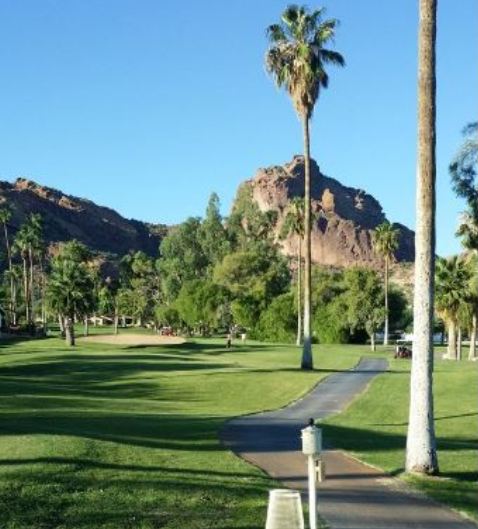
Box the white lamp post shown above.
[301,418,323,529]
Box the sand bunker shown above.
[80,333,185,346]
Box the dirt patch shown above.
[80,334,186,346]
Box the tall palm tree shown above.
[26,214,43,328]
[406,0,438,475]
[435,256,471,359]
[281,197,305,345]
[373,222,399,345]
[266,5,344,369]
[13,227,31,326]
[0,207,16,325]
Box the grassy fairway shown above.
[321,351,478,521]
[0,336,365,529]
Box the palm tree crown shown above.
[373,221,399,260]
[265,4,345,118]
[435,255,472,323]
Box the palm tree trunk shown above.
[457,326,462,361]
[296,238,302,346]
[371,331,376,352]
[406,0,438,475]
[114,308,119,335]
[65,316,75,346]
[384,256,389,345]
[447,320,457,359]
[29,246,35,329]
[3,222,15,326]
[301,114,313,370]
[22,256,30,326]
[469,314,477,360]
[58,314,65,336]
[84,317,89,337]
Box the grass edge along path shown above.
[0,336,370,529]
[320,353,478,523]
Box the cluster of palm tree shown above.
[0,208,45,331]
[436,254,477,361]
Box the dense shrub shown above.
[255,292,296,343]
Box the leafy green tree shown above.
[159,218,208,301]
[227,185,278,250]
[174,279,228,334]
[127,252,159,326]
[341,268,385,351]
[199,193,230,267]
[214,247,290,331]
[266,4,345,369]
[98,277,120,334]
[450,122,477,251]
[373,221,400,345]
[435,255,472,360]
[256,292,296,343]
[155,305,181,330]
[281,197,305,345]
[47,257,94,346]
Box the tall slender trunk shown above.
[58,314,65,336]
[371,332,376,352]
[28,245,35,329]
[39,259,46,329]
[65,316,75,346]
[84,317,89,337]
[406,0,438,475]
[22,255,30,326]
[469,314,477,360]
[457,327,462,361]
[301,114,313,369]
[384,255,389,345]
[296,238,302,346]
[3,222,15,326]
[447,320,457,359]
[114,308,119,335]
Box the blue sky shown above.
[0,0,476,256]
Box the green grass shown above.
[0,336,367,529]
[321,348,478,521]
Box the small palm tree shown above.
[281,197,305,345]
[435,256,471,360]
[266,4,344,369]
[47,258,94,346]
[373,222,399,345]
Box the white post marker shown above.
[301,418,322,529]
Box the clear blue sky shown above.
[0,0,476,256]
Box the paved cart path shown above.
[221,358,476,529]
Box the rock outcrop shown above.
[0,178,166,256]
[239,156,415,267]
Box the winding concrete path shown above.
[221,358,476,529]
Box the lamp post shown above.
[301,418,323,529]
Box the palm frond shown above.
[320,48,345,67]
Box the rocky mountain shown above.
[237,156,415,267]
[0,178,166,257]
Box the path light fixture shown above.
[265,489,304,529]
[301,418,324,529]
